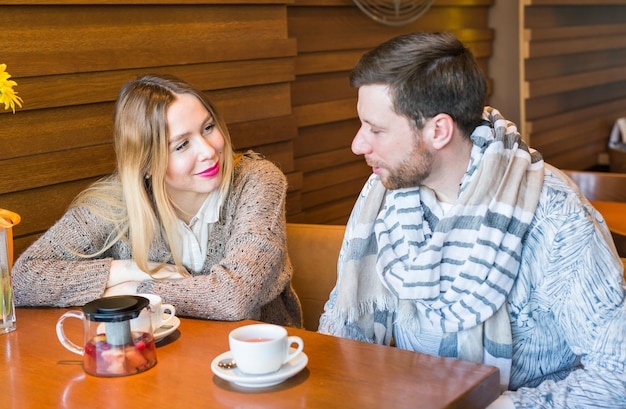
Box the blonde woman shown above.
[13,74,302,327]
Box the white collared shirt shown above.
[177,192,223,272]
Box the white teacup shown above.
[134,293,176,332]
[228,323,304,375]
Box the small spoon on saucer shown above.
[217,359,237,369]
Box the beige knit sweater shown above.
[13,154,302,328]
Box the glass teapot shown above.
[0,209,21,334]
[56,295,158,377]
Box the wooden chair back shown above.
[287,223,345,331]
[561,170,626,202]
[562,170,626,262]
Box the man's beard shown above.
[381,138,433,190]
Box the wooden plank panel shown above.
[468,41,495,60]
[295,50,368,76]
[230,115,298,149]
[5,0,291,4]
[326,215,349,225]
[534,121,617,154]
[296,147,364,172]
[525,66,626,98]
[544,140,608,170]
[294,119,359,157]
[2,59,294,113]
[4,143,300,233]
[289,7,492,52]
[524,23,626,40]
[244,141,295,173]
[524,5,626,28]
[286,172,304,192]
[0,103,113,160]
[525,34,626,59]
[2,178,99,237]
[301,177,367,209]
[525,81,626,119]
[287,196,357,224]
[288,2,491,224]
[522,3,626,170]
[212,83,293,124]
[5,39,296,79]
[302,162,372,192]
[295,148,358,173]
[0,145,116,194]
[292,0,493,5]
[292,72,356,106]
[525,97,626,134]
[294,98,356,127]
[534,124,613,159]
[525,49,626,80]
[286,190,302,216]
[0,84,297,160]
[2,0,496,234]
[2,5,292,77]
[293,43,492,76]
[525,0,626,5]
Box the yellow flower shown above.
[0,64,24,113]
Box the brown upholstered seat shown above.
[287,223,345,331]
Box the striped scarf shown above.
[327,107,544,389]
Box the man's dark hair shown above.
[350,31,487,137]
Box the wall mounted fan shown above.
[352,0,435,26]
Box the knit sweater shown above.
[13,155,303,328]
[320,165,626,407]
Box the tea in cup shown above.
[228,323,304,375]
[134,293,176,331]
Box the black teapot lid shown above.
[82,295,149,322]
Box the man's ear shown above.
[430,113,455,150]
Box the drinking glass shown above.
[0,209,21,334]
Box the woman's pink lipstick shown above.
[196,162,220,177]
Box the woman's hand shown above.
[104,281,142,297]
[105,260,189,297]
[148,262,190,280]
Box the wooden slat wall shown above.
[521,0,626,169]
[288,0,495,224]
[1,2,298,256]
[1,0,495,257]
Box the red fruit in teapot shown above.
[83,331,156,377]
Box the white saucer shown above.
[211,349,308,388]
[154,314,180,342]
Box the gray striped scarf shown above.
[328,107,544,389]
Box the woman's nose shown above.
[197,136,217,158]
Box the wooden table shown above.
[1,308,500,409]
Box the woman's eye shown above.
[175,140,189,151]
[204,123,215,134]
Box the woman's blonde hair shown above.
[72,74,239,274]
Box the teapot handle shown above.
[56,311,85,355]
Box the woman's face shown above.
[165,92,225,216]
